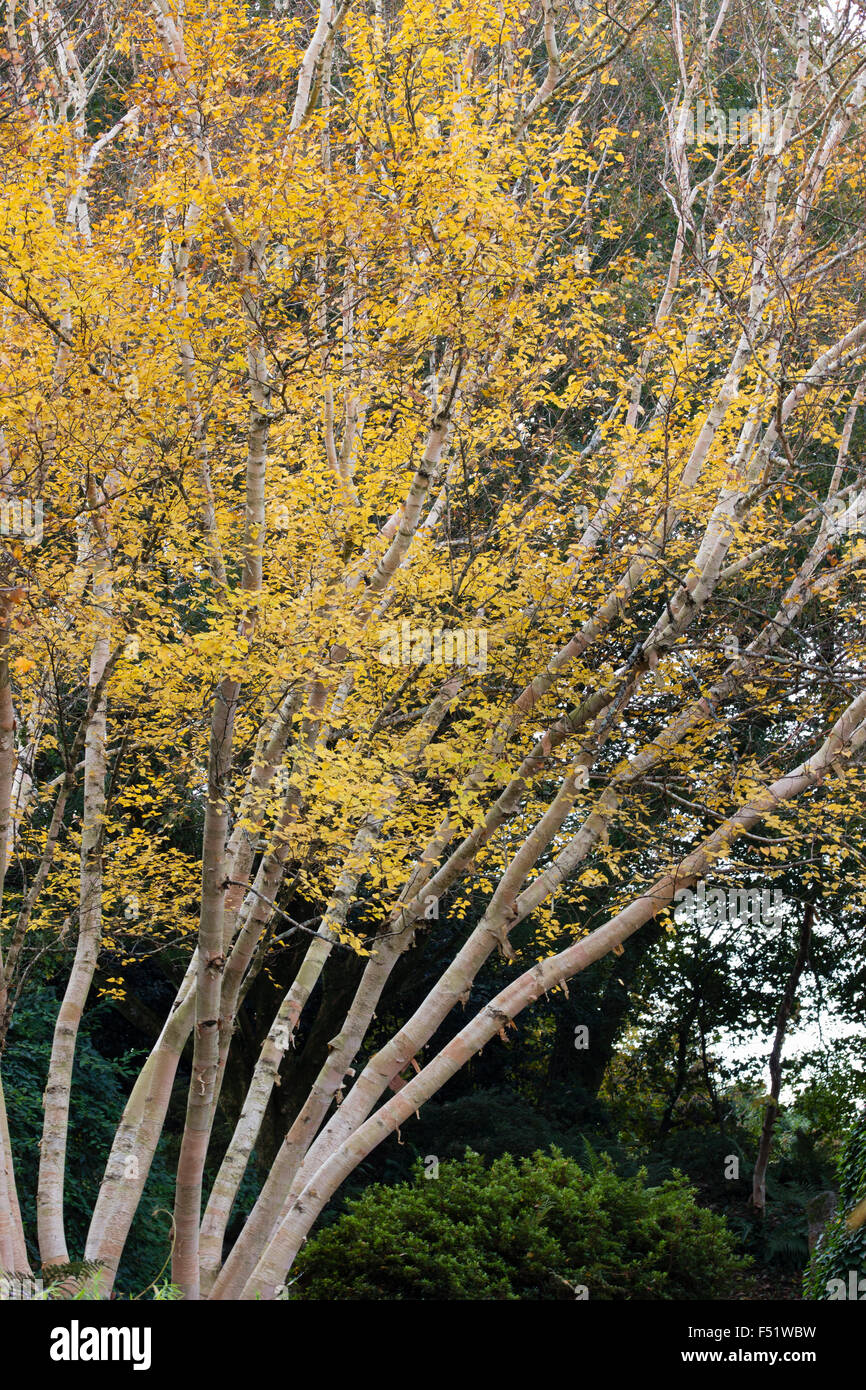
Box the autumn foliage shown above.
[0,0,865,1299]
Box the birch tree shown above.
[0,0,865,1298]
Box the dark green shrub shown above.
[804,1110,866,1300]
[291,1148,748,1300]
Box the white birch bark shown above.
[37,493,113,1267]
[243,686,866,1296]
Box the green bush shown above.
[804,1110,866,1300]
[291,1148,748,1300]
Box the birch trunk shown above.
[751,904,814,1215]
[37,509,112,1267]
[242,689,866,1296]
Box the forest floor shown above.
[745,1272,804,1300]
